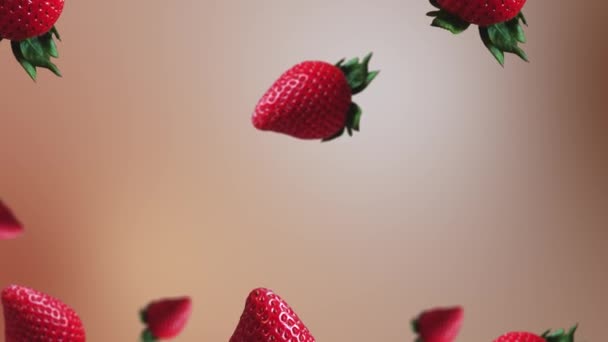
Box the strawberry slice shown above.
[230,287,315,342]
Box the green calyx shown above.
[541,324,578,342]
[141,329,158,342]
[1,26,63,81]
[479,13,529,66]
[322,52,379,142]
[427,0,529,66]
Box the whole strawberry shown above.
[252,53,379,141]
[140,296,192,341]
[426,0,529,65]
[0,200,23,240]
[2,284,86,341]
[494,325,578,342]
[412,306,463,342]
[229,287,315,342]
[0,0,65,80]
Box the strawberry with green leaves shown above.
[2,284,86,341]
[252,53,379,141]
[0,200,22,240]
[412,306,463,342]
[140,296,192,341]
[229,287,315,342]
[494,325,578,342]
[0,0,65,80]
[426,0,529,66]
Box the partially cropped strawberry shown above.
[140,296,192,341]
[2,284,86,341]
[252,53,379,141]
[494,325,578,342]
[0,200,23,240]
[229,287,315,342]
[412,306,463,342]
[0,0,65,80]
[426,0,529,65]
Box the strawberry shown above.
[0,0,65,80]
[493,332,546,342]
[140,296,192,341]
[2,284,86,341]
[0,200,23,240]
[252,53,379,141]
[494,325,578,342]
[229,287,315,342]
[412,306,463,342]
[426,0,529,66]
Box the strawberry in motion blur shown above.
[412,306,463,342]
[2,284,86,341]
[140,296,192,341]
[252,53,379,141]
[0,0,65,80]
[0,200,22,240]
[230,287,315,342]
[426,0,529,65]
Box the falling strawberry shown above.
[252,53,379,141]
[0,200,22,240]
[140,296,192,341]
[229,287,315,342]
[426,0,529,65]
[494,325,578,342]
[0,0,65,80]
[2,284,86,341]
[412,306,464,342]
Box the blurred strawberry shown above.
[2,284,86,341]
[0,200,23,240]
[140,296,192,341]
[412,306,463,342]
[230,287,315,342]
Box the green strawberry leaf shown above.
[541,324,578,342]
[428,9,471,34]
[10,26,62,81]
[478,12,529,66]
[141,329,158,342]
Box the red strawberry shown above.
[252,53,379,141]
[493,332,546,342]
[0,200,23,240]
[412,306,463,342]
[229,287,315,342]
[2,284,86,341]
[0,0,65,80]
[140,296,192,341]
[494,325,578,342]
[426,0,529,65]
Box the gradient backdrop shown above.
[1,0,607,341]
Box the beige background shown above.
[1,0,607,341]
